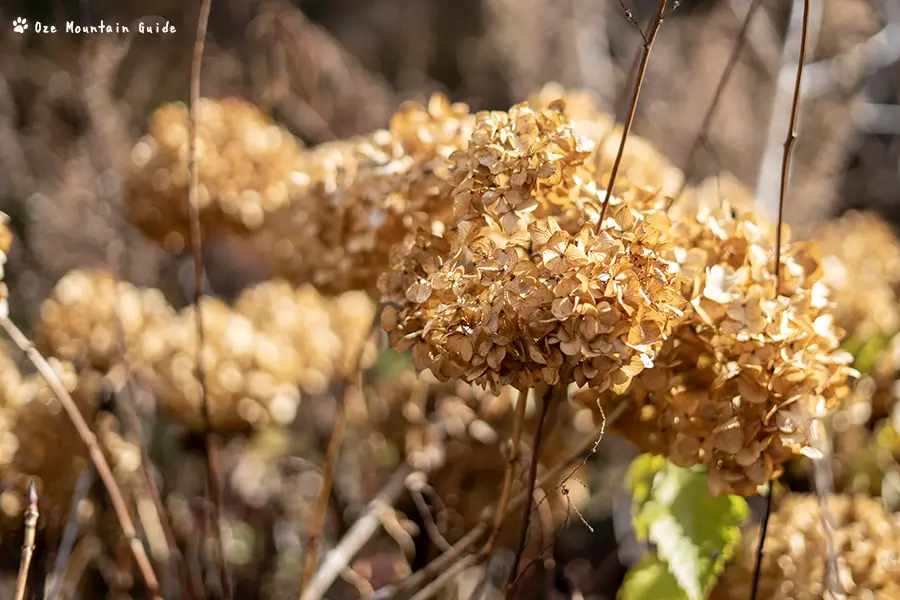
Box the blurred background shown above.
[0,0,899,599]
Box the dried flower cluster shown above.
[255,94,475,295]
[813,210,900,340]
[527,83,684,199]
[716,494,900,599]
[34,270,376,431]
[380,100,688,394]
[150,282,374,429]
[578,203,857,495]
[125,95,475,296]
[37,269,175,374]
[235,280,377,381]
[0,352,102,535]
[125,98,306,250]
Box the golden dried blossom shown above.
[0,355,102,535]
[125,98,305,250]
[125,95,474,296]
[577,204,857,496]
[150,280,376,430]
[234,279,377,385]
[813,210,900,340]
[380,100,688,394]
[674,172,757,219]
[529,83,684,199]
[150,295,303,431]
[255,93,475,295]
[716,494,900,599]
[37,270,175,373]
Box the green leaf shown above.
[841,329,899,375]
[626,455,749,600]
[625,453,667,540]
[619,552,689,600]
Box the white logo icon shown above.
[12,18,28,33]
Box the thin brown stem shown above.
[773,0,810,291]
[479,388,529,560]
[14,482,39,600]
[388,406,625,600]
[119,379,190,596]
[752,2,811,599]
[505,386,554,596]
[597,0,669,228]
[187,0,230,597]
[299,306,381,597]
[299,395,348,595]
[300,463,415,600]
[0,316,162,598]
[671,0,762,208]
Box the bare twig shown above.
[118,378,189,595]
[299,395,348,595]
[300,307,382,596]
[505,387,554,596]
[597,0,670,227]
[300,464,415,600]
[14,482,39,600]
[754,0,824,217]
[388,406,625,600]
[46,468,95,600]
[752,1,812,598]
[410,488,452,552]
[410,555,479,600]
[672,0,762,206]
[187,0,231,597]
[479,388,529,559]
[0,316,162,598]
[617,1,649,44]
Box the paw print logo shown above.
[12,18,28,33]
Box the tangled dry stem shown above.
[187,0,231,594]
[0,315,162,598]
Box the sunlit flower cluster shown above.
[381,101,687,394]
[125,98,306,251]
[578,203,857,495]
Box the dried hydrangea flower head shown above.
[37,270,175,374]
[234,279,377,386]
[529,83,684,200]
[125,98,306,251]
[151,279,376,431]
[715,494,900,599]
[150,295,303,431]
[813,210,900,341]
[255,94,475,296]
[0,356,102,535]
[381,100,688,394]
[577,203,857,495]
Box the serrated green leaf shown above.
[619,552,688,600]
[628,458,749,600]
